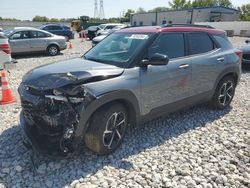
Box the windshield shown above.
[3,29,14,36]
[98,24,106,30]
[84,32,152,68]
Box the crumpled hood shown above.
[22,58,124,90]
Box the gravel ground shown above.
[0,37,250,188]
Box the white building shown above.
[131,6,240,26]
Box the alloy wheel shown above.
[218,81,234,106]
[103,111,126,149]
[49,46,58,56]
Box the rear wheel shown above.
[210,76,236,109]
[47,45,59,56]
[84,103,128,155]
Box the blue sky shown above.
[0,0,249,20]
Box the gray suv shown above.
[19,25,242,158]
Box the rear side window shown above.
[149,33,185,59]
[189,33,215,55]
[30,31,51,38]
[49,26,62,30]
[213,34,233,50]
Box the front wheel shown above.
[84,103,128,155]
[210,76,236,109]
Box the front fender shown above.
[74,89,141,139]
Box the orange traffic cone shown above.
[68,40,73,49]
[0,70,16,105]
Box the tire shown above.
[47,45,59,56]
[209,76,236,109]
[84,103,128,155]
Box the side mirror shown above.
[245,40,250,44]
[141,53,169,66]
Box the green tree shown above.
[32,15,49,22]
[148,7,169,12]
[216,0,232,8]
[121,9,135,22]
[240,4,250,21]
[136,7,146,13]
[50,18,60,22]
[169,0,190,9]
[192,0,217,8]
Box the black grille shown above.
[21,100,39,112]
[243,54,250,60]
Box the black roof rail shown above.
[162,24,214,29]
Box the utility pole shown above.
[99,0,105,19]
[94,0,99,18]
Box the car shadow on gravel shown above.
[0,105,231,187]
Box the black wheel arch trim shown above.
[74,89,141,139]
[213,66,240,92]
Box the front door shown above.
[9,31,31,53]
[140,32,192,115]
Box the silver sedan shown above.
[4,27,67,56]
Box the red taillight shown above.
[235,50,243,63]
[0,44,11,54]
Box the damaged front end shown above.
[19,82,95,158]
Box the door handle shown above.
[217,57,224,62]
[179,64,189,69]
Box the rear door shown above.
[188,32,225,95]
[9,31,31,53]
[29,31,51,52]
[140,32,192,115]
[49,25,63,36]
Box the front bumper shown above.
[20,111,78,158]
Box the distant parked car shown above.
[96,23,125,36]
[4,27,67,56]
[0,28,4,35]
[40,24,74,41]
[84,26,99,40]
[92,25,128,47]
[240,40,250,65]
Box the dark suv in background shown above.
[19,24,242,158]
[40,24,74,41]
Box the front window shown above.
[84,32,152,68]
[10,31,29,40]
[149,33,185,59]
